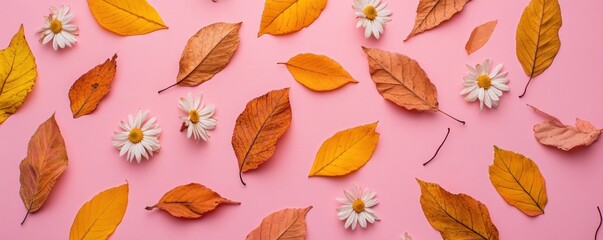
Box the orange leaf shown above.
[465,20,497,55]
[19,114,68,224]
[258,0,326,36]
[405,0,471,41]
[68,54,117,118]
[246,206,312,240]
[232,88,292,185]
[145,183,240,218]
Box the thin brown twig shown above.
[423,128,450,166]
[596,206,602,240]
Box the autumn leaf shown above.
[258,0,326,37]
[308,122,379,177]
[405,0,471,41]
[145,183,240,218]
[528,104,601,151]
[279,53,357,91]
[87,0,168,36]
[232,88,292,185]
[70,183,128,240]
[68,54,117,118]
[516,0,562,97]
[417,179,499,240]
[19,114,67,225]
[0,25,37,125]
[489,146,547,216]
[246,206,312,240]
[362,47,464,124]
[465,20,497,55]
[158,22,241,93]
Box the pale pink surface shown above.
[1,0,602,239]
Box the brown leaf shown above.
[19,114,68,224]
[465,20,497,55]
[246,206,312,240]
[405,0,471,41]
[145,183,239,218]
[232,88,292,185]
[362,47,464,124]
[68,54,117,118]
[528,104,601,151]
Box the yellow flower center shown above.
[352,199,365,213]
[189,110,200,124]
[476,75,492,89]
[128,128,143,143]
[364,5,377,20]
[50,19,62,34]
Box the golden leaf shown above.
[417,179,499,240]
[308,122,379,177]
[516,0,562,97]
[232,88,292,185]
[0,25,37,125]
[489,146,547,216]
[145,183,240,218]
[87,0,168,36]
[279,53,357,91]
[362,47,464,124]
[405,0,471,41]
[465,20,497,55]
[258,0,327,37]
[70,183,128,240]
[19,114,67,224]
[246,206,312,240]
[68,54,117,118]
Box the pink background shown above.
[1,0,603,239]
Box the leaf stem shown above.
[239,170,246,186]
[437,109,465,125]
[145,206,156,211]
[423,128,450,166]
[596,206,602,240]
[157,82,180,94]
[519,77,533,98]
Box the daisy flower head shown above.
[38,5,78,51]
[112,110,161,163]
[353,0,392,39]
[336,185,379,230]
[461,59,510,111]
[179,93,216,141]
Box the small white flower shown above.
[179,93,216,141]
[336,185,379,230]
[38,5,78,51]
[401,232,413,240]
[112,110,161,163]
[460,59,510,111]
[353,0,392,39]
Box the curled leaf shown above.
[87,0,168,35]
[246,206,312,240]
[258,0,326,36]
[145,183,240,218]
[465,20,497,55]
[69,54,117,118]
[279,53,357,92]
[405,0,471,41]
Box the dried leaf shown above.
[362,47,464,124]
[417,179,499,240]
[308,122,379,177]
[68,54,117,118]
[258,0,326,36]
[405,0,471,41]
[70,183,128,240]
[232,88,292,185]
[279,53,357,91]
[528,104,601,151]
[489,146,547,216]
[87,0,168,35]
[516,0,562,97]
[0,25,37,125]
[19,114,67,224]
[145,183,240,218]
[465,20,497,55]
[246,206,312,240]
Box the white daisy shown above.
[401,232,413,240]
[38,5,78,51]
[112,110,161,163]
[353,0,392,39]
[178,93,216,141]
[336,185,379,230]
[460,59,510,111]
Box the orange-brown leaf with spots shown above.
[68,54,117,118]
[405,0,471,41]
[246,206,312,240]
[145,183,240,218]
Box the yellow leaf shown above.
[258,0,327,37]
[0,25,37,125]
[87,0,168,36]
[279,53,357,91]
[70,183,128,240]
[308,122,379,177]
[516,0,562,97]
[417,179,499,240]
[489,146,548,216]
